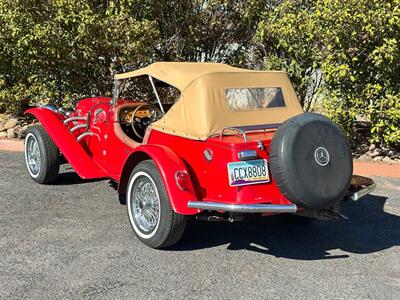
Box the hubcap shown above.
[26,135,41,175]
[314,146,330,166]
[131,175,160,233]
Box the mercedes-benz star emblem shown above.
[314,147,330,166]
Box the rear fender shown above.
[24,108,106,179]
[118,145,199,215]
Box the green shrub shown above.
[0,0,260,115]
[0,0,158,115]
[256,0,400,149]
[1,0,399,149]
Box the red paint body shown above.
[25,97,293,215]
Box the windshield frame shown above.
[111,76,166,114]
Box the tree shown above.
[125,0,264,64]
[0,0,265,113]
[0,0,158,113]
[256,0,400,148]
[1,0,398,149]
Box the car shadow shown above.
[171,195,400,260]
[52,171,105,185]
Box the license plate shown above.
[227,159,270,187]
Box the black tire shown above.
[126,160,187,249]
[24,125,60,184]
[269,113,352,209]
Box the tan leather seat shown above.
[113,102,147,148]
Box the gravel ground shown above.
[1,151,399,299]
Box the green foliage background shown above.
[0,0,399,149]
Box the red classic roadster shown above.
[24,62,375,248]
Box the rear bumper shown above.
[188,175,375,214]
[187,201,297,213]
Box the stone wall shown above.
[0,114,35,139]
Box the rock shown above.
[358,154,373,161]
[382,156,393,165]
[369,144,376,151]
[3,118,18,130]
[0,126,5,132]
[356,143,369,154]
[0,131,7,138]
[367,150,381,158]
[22,125,28,131]
[6,128,16,138]
[373,156,383,162]
[380,149,389,156]
[16,130,24,139]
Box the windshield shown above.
[113,76,180,113]
[225,87,285,111]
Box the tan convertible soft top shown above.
[115,62,249,90]
[115,62,303,140]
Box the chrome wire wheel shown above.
[25,133,41,178]
[126,161,187,248]
[129,172,161,236]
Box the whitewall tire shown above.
[126,160,187,249]
[24,125,60,184]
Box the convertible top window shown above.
[226,87,285,111]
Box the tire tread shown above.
[25,125,60,184]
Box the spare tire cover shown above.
[269,113,352,209]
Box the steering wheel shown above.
[130,104,163,139]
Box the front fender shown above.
[24,108,106,179]
[118,145,199,215]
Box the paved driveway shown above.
[1,151,400,299]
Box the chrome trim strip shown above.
[76,132,92,142]
[63,116,87,124]
[70,124,87,132]
[188,201,297,213]
[350,183,376,201]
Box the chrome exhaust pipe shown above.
[350,183,376,201]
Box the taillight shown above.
[175,170,191,191]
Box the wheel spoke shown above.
[131,175,160,233]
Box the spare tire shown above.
[269,113,352,209]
